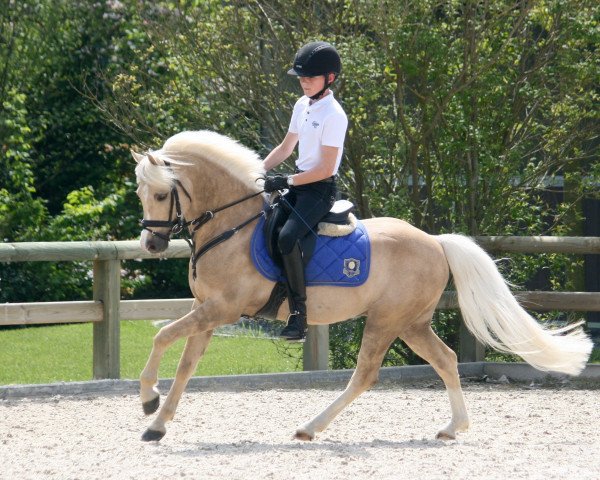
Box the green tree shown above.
[2,0,597,363]
[92,0,600,365]
[1,1,144,301]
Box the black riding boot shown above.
[280,243,307,341]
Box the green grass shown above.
[1,322,597,386]
[0,321,303,385]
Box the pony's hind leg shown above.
[142,330,213,441]
[295,321,397,441]
[401,323,469,440]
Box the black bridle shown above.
[140,179,193,241]
[141,169,266,279]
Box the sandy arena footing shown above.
[1,364,598,480]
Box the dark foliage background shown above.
[1,0,598,364]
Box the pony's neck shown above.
[181,161,264,237]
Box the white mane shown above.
[135,130,265,191]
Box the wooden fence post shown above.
[459,317,486,362]
[93,259,121,379]
[303,325,329,371]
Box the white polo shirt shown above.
[288,92,348,175]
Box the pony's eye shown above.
[155,193,169,201]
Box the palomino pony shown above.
[133,130,592,442]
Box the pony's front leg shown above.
[142,330,213,441]
[139,299,238,439]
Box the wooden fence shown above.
[1,236,599,379]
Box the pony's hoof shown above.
[142,395,160,415]
[436,419,468,440]
[294,430,314,441]
[141,428,165,442]
[435,430,456,441]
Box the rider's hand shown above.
[263,175,289,193]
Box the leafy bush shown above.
[1,0,598,364]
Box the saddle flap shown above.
[321,200,354,225]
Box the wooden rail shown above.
[1,237,599,377]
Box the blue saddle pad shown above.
[250,216,370,287]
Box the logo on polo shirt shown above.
[311,121,320,128]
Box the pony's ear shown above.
[130,150,145,164]
[146,152,159,165]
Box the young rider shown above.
[262,41,348,340]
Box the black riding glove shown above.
[263,175,289,192]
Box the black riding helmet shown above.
[287,41,341,100]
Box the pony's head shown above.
[133,130,266,254]
[133,150,181,253]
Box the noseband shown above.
[140,162,266,279]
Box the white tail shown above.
[437,234,593,376]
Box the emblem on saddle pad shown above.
[343,258,360,278]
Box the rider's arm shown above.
[262,132,298,171]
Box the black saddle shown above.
[319,199,354,225]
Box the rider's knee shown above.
[277,230,297,255]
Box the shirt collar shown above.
[305,91,334,109]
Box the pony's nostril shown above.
[147,242,157,253]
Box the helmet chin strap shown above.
[309,75,333,101]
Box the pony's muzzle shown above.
[141,229,169,253]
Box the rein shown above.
[141,163,266,279]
